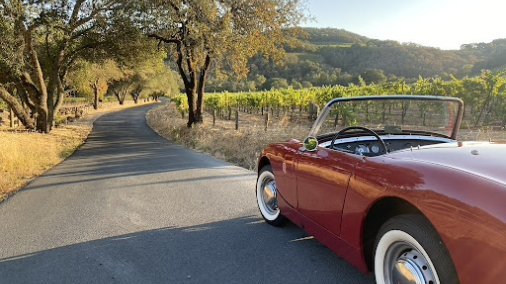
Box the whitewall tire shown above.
[256,165,287,226]
[374,215,459,284]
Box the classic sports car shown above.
[256,95,506,284]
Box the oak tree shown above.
[0,0,130,132]
[140,0,304,127]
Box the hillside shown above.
[206,28,506,92]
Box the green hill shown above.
[206,27,506,92]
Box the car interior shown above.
[318,127,455,157]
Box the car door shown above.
[295,147,359,235]
[272,142,300,208]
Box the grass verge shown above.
[147,102,309,170]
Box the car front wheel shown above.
[256,165,287,226]
[374,214,459,284]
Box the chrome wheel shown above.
[261,178,278,215]
[256,169,280,221]
[380,235,438,284]
[256,165,287,226]
[374,215,459,284]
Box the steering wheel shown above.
[330,126,388,155]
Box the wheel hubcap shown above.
[386,243,436,284]
[261,179,278,215]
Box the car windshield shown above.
[309,96,463,139]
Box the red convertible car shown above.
[256,95,506,284]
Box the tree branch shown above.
[147,33,193,89]
[0,85,35,129]
[69,0,86,25]
[147,33,181,45]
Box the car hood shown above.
[388,141,506,185]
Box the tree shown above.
[269,78,289,90]
[361,69,387,84]
[474,70,506,127]
[0,0,132,133]
[142,68,181,99]
[141,0,304,127]
[67,60,123,109]
[107,47,169,105]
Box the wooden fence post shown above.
[212,109,216,126]
[235,110,239,130]
[9,107,14,128]
[265,112,270,131]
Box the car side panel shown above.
[296,148,358,235]
[412,165,506,284]
[262,143,301,208]
[276,192,369,273]
[340,158,506,284]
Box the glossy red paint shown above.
[260,140,506,284]
[296,148,359,235]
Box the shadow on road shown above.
[0,216,373,284]
[22,105,240,192]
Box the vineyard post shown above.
[235,110,239,130]
[265,112,270,131]
[212,109,216,126]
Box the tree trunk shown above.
[186,89,198,128]
[0,86,35,129]
[132,93,140,104]
[114,91,126,105]
[195,54,211,125]
[36,111,48,133]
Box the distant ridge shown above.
[206,27,506,92]
[299,27,370,45]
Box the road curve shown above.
[0,104,373,283]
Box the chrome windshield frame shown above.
[308,95,464,140]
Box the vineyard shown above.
[173,71,506,130]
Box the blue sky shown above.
[303,0,506,50]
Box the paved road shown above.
[0,104,373,284]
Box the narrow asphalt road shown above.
[0,104,373,284]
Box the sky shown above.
[303,0,506,50]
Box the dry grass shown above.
[0,125,90,201]
[148,102,506,172]
[147,103,310,170]
[459,128,506,141]
[0,100,155,202]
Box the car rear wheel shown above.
[374,214,459,284]
[256,165,287,226]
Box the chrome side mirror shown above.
[303,136,318,152]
